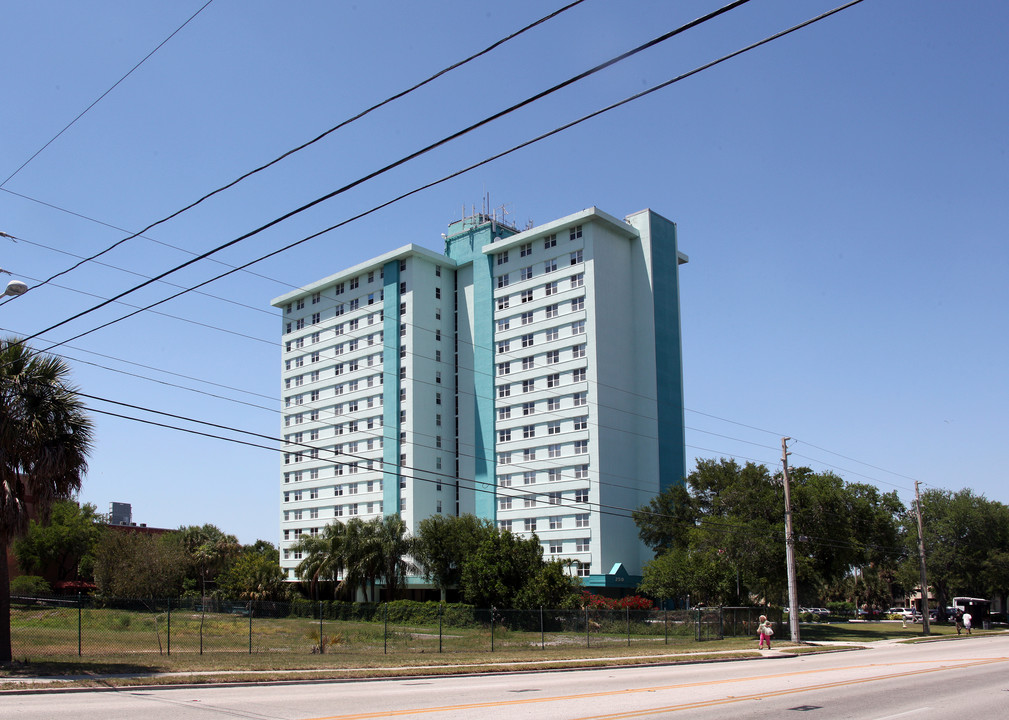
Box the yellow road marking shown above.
[301,656,1009,720]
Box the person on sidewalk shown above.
[757,615,774,649]
[963,611,972,635]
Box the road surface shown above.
[5,635,1008,719]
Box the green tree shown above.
[218,550,286,601]
[14,499,103,583]
[903,489,1009,612]
[459,529,545,608]
[372,514,417,601]
[294,522,348,600]
[178,524,240,599]
[415,514,496,601]
[514,559,581,609]
[1,337,94,663]
[92,529,188,598]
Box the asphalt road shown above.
[5,636,1009,719]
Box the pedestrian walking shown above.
[963,611,972,635]
[954,609,964,636]
[757,615,774,649]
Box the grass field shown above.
[4,605,998,689]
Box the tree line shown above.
[633,458,1009,616]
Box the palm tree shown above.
[373,515,417,601]
[1,338,93,662]
[294,522,348,600]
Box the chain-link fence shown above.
[10,594,777,658]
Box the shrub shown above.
[10,575,51,596]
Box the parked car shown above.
[888,607,915,618]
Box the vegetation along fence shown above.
[10,595,781,658]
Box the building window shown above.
[522,379,535,393]
[499,519,512,531]
[572,344,586,359]
[498,406,511,420]
[545,327,559,341]
[574,416,588,431]
[574,440,588,454]
[523,471,536,485]
[544,234,557,248]
[523,448,536,461]
[498,428,511,442]
[497,250,509,265]
[575,488,589,503]
[570,250,583,265]
[523,425,535,439]
[435,287,441,299]
[576,538,590,552]
[521,311,534,325]
[497,361,511,376]
[499,474,513,487]
[548,468,562,482]
[520,266,533,281]
[544,258,557,273]
[497,273,510,289]
[570,273,584,289]
[521,333,534,348]
[498,340,511,354]
[546,373,560,388]
[520,289,533,303]
[520,242,533,257]
[497,318,510,331]
[497,296,510,310]
[498,451,512,465]
[499,497,512,510]
[573,392,587,406]
[546,350,559,365]
[521,356,534,371]
[524,518,536,531]
[547,492,561,505]
[571,320,585,335]
[548,444,561,458]
[522,401,535,416]
[545,303,559,319]
[575,513,589,528]
[498,384,511,398]
[569,225,582,241]
[545,281,558,296]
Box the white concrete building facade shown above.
[272,206,687,591]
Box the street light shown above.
[3,279,28,297]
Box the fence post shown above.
[319,601,323,653]
[490,607,495,653]
[626,606,630,647]
[664,607,668,645]
[438,604,443,654]
[249,602,253,654]
[585,606,590,649]
[77,593,82,657]
[383,603,388,655]
[167,598,171,656]
[540,607,544,650]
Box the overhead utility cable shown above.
[1,0,589,304]
[17,0,762,352]
[0,1,215,188]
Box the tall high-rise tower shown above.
[271,206,687,593]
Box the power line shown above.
[1,0,590,304]
[0,1,215,188]
[15,0,755,345]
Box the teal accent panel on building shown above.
[444,220,516,521]
[649,212,688,490]
[382,260,401,515]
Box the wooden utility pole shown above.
[782,437,800,644]
[915,481,931,635]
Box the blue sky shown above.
[2,0,1006,544]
